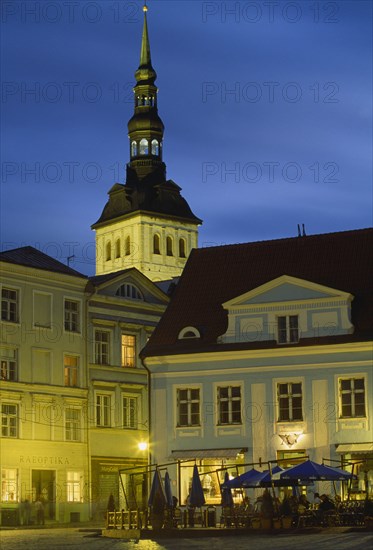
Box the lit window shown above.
[139,139,149,155]
[177,388,200,427]
[96,394,111,427]
[1,469,18,502]
[65,408,80,441]
[153,234,161,254]
[151,139,159,155]
[64,355,79,387]
[121,334,136,368]
[66,472,82,502]
[123,395,138,428]
[218,386,242,425]
[0,348,17,381]
[64,300,80,333]
[179,238,186,258]
[277,383,303,422]
[277,315,299,344]
[1,288,18,323]
[339,378,366,418]
[166,236,173,256]
[116,283,142,300]
[131,141,137,156]
[94,330,110,365]
[1,404,18,438]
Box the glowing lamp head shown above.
[138,441,148,451]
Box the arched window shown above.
[153,234,160,254]
[139,139,149,155]
[115,239,121,259]
[166,236,173,257]
[106,242,111,261]
[116,283,143,300]
[151,139,159,156]
[178,326,200,339]
[131,141,137,156]
[179,238,186,258]
[125,236,131,256]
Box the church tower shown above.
[92,5,201,281]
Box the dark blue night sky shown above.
[1,1,372,275]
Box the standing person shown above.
[34,497,45,525]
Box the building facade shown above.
[142,229,373,505]
[0,248,168,524]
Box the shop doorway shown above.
[32,470,56,520]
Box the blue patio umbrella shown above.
[276,460,354,482]
[164,471,173,508]
[148,468,166,509]
[221,471,234,507]
[189,464,206,508]
[221,468,262,489]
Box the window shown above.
[96,394,111,427]
[65,408,80,441]
[179,238,186,258]
[121,334,136,368]
[125,236,131,256]
[64,355,79,387]
[153,234,161,254]
[131,141,137,156]
[116,283,142,300]
[1,469,17,502]
[166,236,173,256]
[64,300,80,332]
[339,378,366,418]
[139,138,149,155]
[123,395,138,428]
[66,472,82,502]
[0,347,17,381]
[178,326,200,339]
[1,404,18,438]
[33,292,52,328]
[94,330,110,365]
[151,139,159,156]
[218,386,242,425]
[277,382,303,421]
[277,315,299,344]
[1,288,18,323]
[115,239,121,258]
[106,242,111,261]
[177,388,200,427]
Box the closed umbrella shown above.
[148,468,166,509]
[164,471,173,508]
[221,471,234,507]
[189,464,206,508]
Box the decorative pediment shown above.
[223,275,352,309]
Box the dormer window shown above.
[178,326,200,339]
[151,139,159,156]
[278,315,299,344]
[131,141,137,156]
[116,283,143,300]
[139,139,149,155]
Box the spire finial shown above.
[143,1,148,13]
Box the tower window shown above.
[166,236,173,257]
[179,238,186,258]
[115,239,121,258]
[125,236,131,256]
[106,242,111,261]
[151,140,159,156]
[153,234,160,255]
[131,141,137,156]
[139,139,149,155]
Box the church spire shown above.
[140,3,151,69]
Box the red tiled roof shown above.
[142,228,373,357]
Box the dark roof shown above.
[142,228,373,357]
[0,246,87,278]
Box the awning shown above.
[336,443,373,454]
[171,448,248,460]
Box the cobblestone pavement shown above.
[0,529,372,550]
